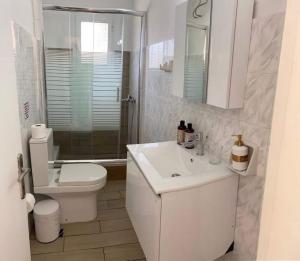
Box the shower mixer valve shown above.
[121,95,136,104]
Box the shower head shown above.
[193,0,208,18]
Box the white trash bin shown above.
[33,199,60,243]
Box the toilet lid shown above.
[59,164,107,186]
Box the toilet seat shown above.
[34,164,107,195]
[59,164,107,186]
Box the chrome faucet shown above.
[195,132,208,156]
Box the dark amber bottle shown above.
[177,120,186,145]
[184,123,195,149]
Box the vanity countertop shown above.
[127,141,235,194]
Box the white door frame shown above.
[0,1,36,260]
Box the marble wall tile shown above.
[13,23,42,190]
[141,12,285,259]
[234,175,265,260]
[240,72,279,129]
[248,13,286,74]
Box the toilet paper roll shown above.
[31,124,46,139]
[25,193,36,213]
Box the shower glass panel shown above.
[43,10,142,160]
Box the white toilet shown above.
[30,128,107,224]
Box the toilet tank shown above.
[30,128,54,187]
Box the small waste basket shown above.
[33,199,60,243]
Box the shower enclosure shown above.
[42,7,144,160]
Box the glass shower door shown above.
[43,10,141,160]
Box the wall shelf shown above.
[228,142,258,176]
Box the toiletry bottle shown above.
[177,120,186,145]
[232,135,249,171]
[184,123,195,149]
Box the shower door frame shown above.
[41,6,146,166]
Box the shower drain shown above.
[171,173,181,178]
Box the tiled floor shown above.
[30,180,146,261]
[30,180,242,261]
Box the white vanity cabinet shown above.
[126,151,239,261]
[126,154,161,261]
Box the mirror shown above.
[184,0,211,102]
[173,0,254,109]
[173,0,211,102]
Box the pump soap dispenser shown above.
[231,135,249,171]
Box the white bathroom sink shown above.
[127,141,234,194]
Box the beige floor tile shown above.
[107,199,125,209]
[30,238,64,255]
[98,191,121,201]
[104,180,126,192]
[98,200,109,210]
[64,230,138,251]
[62,221,100,236]
[31,249,105,261]
[119,190,126,199]
[101,218,133,232]
[97,208,129,221]
[104,243,145,261]
[98,199,125,210]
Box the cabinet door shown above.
[207,0,254,108]
[126,153,161,261]
[160,175,239,261]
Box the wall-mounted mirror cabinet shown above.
[173,0,254,109]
